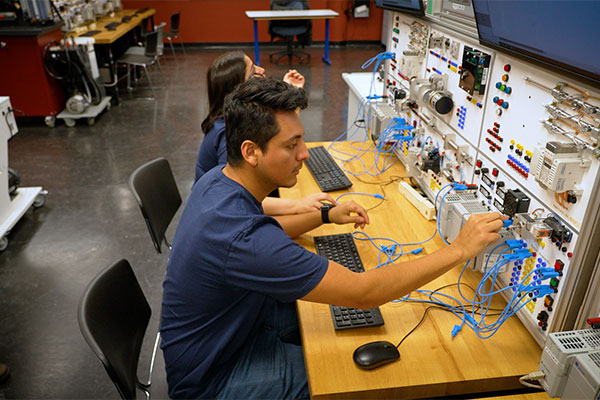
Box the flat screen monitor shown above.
[375,0,424,16]
[472,0,600,88]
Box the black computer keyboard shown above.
[80,30,101,37]
[105,22,120,30]
[305,146,353,192]
[314,233,385,330]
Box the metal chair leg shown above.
[168,40,178,63]
[126,63,132,91]
[143,66,156,99]
[156,59,165,83]
[178,34,186,57]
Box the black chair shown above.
[78,259,167,399]
[117,30,164,98]
[129,157,182,254]
[164,13,186,62]
[269,0,312,65]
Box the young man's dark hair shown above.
[224,77,308,166]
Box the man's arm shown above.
[301,213,505,309]
[273,200,369,238]
[262,192,337,216]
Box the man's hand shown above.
[451,212,506,262]
[283,69,305,88]
[328,201,370,229]
[292,193,337,214]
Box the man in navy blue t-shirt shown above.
[161,78,505,399]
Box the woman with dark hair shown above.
[195,51,335,215]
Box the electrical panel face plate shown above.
[381,12,600,345]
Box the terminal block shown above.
[438,191,490,242]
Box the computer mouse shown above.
[353,340,400,369]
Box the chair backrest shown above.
[269,0,311,39]
[140,17,151,36]
[154,22,166,55]
[129,157,182,254]
[169,13,180,35]
[78,259,151,400]
[143,30,159,58]
[271,0,307,11]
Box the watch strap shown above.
[321,205,331,224]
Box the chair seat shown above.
[164,32,178,39]
[125,46,164,58]
[117,53,156,66]
[271,25,308,37]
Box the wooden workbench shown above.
[71,8,155,44]
[280,141,543,399]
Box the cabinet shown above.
[0,25,66,117]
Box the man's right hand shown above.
[328,201,370,229]
[451,212,506,262]
[283,69,305,88]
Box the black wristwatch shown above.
[320,203,335,224]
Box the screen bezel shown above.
[472,3,600,89]
[375,0,424,17]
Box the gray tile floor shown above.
[0,45,383,399]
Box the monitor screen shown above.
[471,0,600,88]
[375,0,424,16]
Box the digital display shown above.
[472,0,600,88]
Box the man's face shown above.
[255,111,309,189]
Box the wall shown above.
[122,0,383,44]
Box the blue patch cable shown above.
[328,52,412,177]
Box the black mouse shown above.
[353,341,400,369]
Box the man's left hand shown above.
[328,201,370,229]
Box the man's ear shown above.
[240,140,259,167]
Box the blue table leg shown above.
[253,20,261,66]
[322,19,332,65]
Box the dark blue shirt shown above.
[194,118,227,184]
[160,167,329,399]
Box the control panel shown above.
[380,11,600,345]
